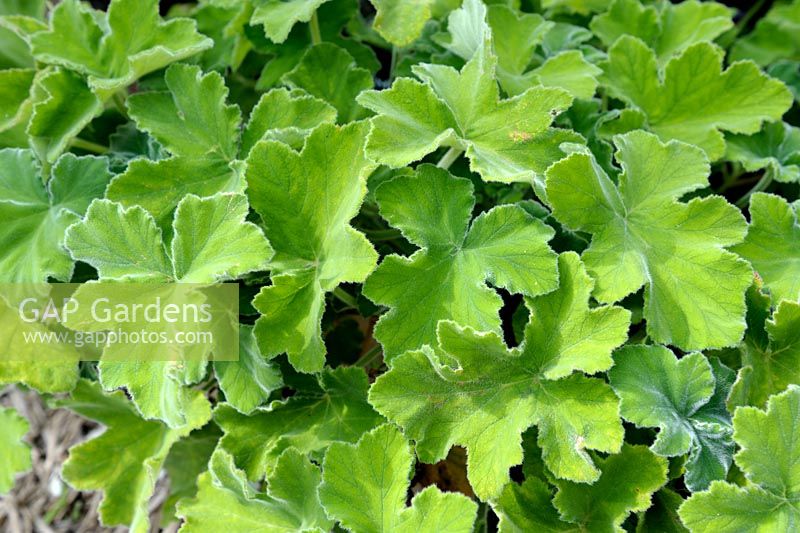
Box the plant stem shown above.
[112,90,128,119]
[70,137,109,154]
[356,344,383,369]
[735,0,767,35]
[364,228,402,241]
[332,286,358,309]
[436,146,463,170]
[736,167,774,208]
[309,11,322,45]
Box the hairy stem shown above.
[309,11,322,45]
[736,167,774,208]
[332,286,358,309]
[436,146,463,170]
[70,137,109,154]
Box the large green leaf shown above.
[57,380,211,533]
[364,164,558,360]
[358,28,578,183]
[0,149,110,282]
[496,445,667,532]
[733,193,800,303]
[30,0,212,99]
[600,37,792,161]
[679,386,800,532]
[246,122,377,372]
[609,345,735,491]
[590,0,733,63]
[319,424,478,532]
[546,130,752,350]
[177,448,332,532]
[731,0,800,66]
[369,253,629,500]
[215,366,384,479]
[726,122,800,183]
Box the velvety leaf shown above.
[546,130,752,350]
[250,0,328,44]
[177,448,332,532]
[679,386,800,532]
[591,0,733,63]
[609,345,735,491]
[731,0,800,66]
[215,366,383,479]
[733,193,800,303]
[726,122,800,183]
[246,122,376,372]
[319,424,478,532]
[600,37,792,161]
[0,407,31,494]
[370,0,434,46]
[369,253,629,499]
[363,164,559,360]
[0,149,110,282]
[30,0,212,99]
[358,30,578,183]
[282,43,373,123]
[57,380,211,533]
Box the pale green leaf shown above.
[730,298,800,409]
[0,149,110,282]
[369,253,629,499]
[363,164,559,360]
[370,0,434,46]
[214,325,282,415]
[726,122,800,183]
[600,37,792,161]
[27,68,103,164]
[215,366,383,479]
[57,379,211,533]
[679,386,800,532]
[731,0,800,67]
[0,407,31,494]
[319,424,478,532]
[358,37,578,183]
[590,0,733,63]
[282,43,373,123]
[546,130,752,350]
[30,0,212,98]
[251,0,328,44]
[733,192,800,303]
[246,122,376,372]
[609,345,735,491]
[177,448,332,532]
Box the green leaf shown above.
[552,444,668,532]
[250,0,328,44]
[0,68,33,130]
[30,0,212,99]
[240,87,336,153]
[369,253,629,500]
[609,345,735,491]
[363,164,559,360]
[546,130,752,350]
[246,122,376,372]
[730,298,800,410]
[107,64,247,226]
[65,193,271,426]
[590,0,733,63]
[600,37,792,161]
[726,122,800,183]
[0,407,31,494]
[27,68,103,164]
[496,445,667,532]
[319,424,478,532]
[0,149,111,282]
[214,325,282,414]
[57,379,211,533]
[541,0,611,15]
[732,193,800,304]
[439,1,600,99]
[679,386,800,532]
[636,488,688,533]
[358,35,578,183]
[162,424,220,524]
[215,366,384,479]
[731,0,800,67]
[177,448,333,532]
[282,43,373,123]
[370,0,434,46]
